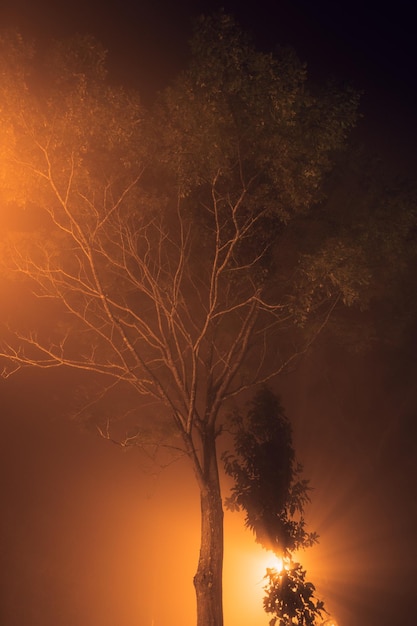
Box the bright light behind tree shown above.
[257,551,286,575]
[235,535,342,626]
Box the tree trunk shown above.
[193,429,224,626]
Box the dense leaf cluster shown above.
[223,387,326,625]
[223,387,317,553]
[264,561,326,626]
[154,12,358,218]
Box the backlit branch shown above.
[0,28,357,484]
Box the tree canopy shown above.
[0,14,364,626]
[0,15,363,439]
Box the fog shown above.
[1,338,416,626]
[1,1,416,624]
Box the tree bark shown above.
[193,429,224,626]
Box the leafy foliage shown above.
[154,11,359,221]
[223,386,317,553]
[223,387,326,625]
[0,31,143,214]
[325,149,417,348]
[264,560,326,626]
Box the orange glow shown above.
[261,552,285,573]
[223,515,290,625]
[222,509,344,626]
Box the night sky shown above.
[1,1,416,626]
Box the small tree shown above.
[0,15,359,626]
[263,561,326,626]
[223,386,326,626]
[223,387,316,554]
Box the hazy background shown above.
[1,1,416,625]
[2,340,416,626]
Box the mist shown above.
[2,336,416,626]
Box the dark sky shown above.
[1,0,417,100]
[1,0,416,156]
[1,2,417,626]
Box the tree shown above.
[0,15,359,626]
[263,561,326,626]
[222,387,316,555]
[223,386,325,626]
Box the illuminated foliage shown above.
[264,560,326,626]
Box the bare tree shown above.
[0,17,359,626]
